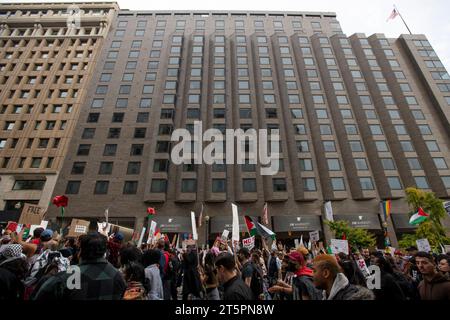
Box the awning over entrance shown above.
[334,214,382,230]
[272,215,322,232]
[209,216,249,234]
[391,214,417,231]
[150,216,192,233]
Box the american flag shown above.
[387,8,399,22]
[262,202,269,225]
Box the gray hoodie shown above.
[145,264,163,300]
[324,273,375,300]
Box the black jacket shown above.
[222,275,254,300]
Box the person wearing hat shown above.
[107,232,124,268]
[268,251,322,300]
[0,244,29,299]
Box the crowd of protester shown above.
[0,226,449,300]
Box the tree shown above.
[325,220,376,251]
[399,188,450,252]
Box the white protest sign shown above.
[445,245,450,254]
[221,229,229,241]
[416,238,431,252]
[30,221,49,235]
[330,239,349,255]
[309,230,320,242]
[357,258,370,278]
[191,211,198,241]
[97,222,111,236]
[137,227,146,247]
[242,236,255,250]
[147,220,157,244]
[294,239,299,248]
[231,203,240,242]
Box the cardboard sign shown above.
[109,224,134,242]
[416,238,431,252]
[67,219,90,238]
[330,239,349,255]
[221,229,230,241]
[242,236,255,250]
[309,230,320,242]
[18,203,46,225]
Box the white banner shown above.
[330,239,349,255]
[191,211,198,241]
[242,236,255,250]
[325,201,334,221]
[232,203,240,242]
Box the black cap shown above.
[406,246,418,252]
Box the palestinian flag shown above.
[409,207,429,225]
[244,216,276,240]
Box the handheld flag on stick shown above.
[409,207,429,225]
[244,216,276,240]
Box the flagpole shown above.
[394,5,412,35]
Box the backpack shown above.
[243,262,264,299]
[292,275,323,300]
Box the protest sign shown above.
[109,224,134,242]
[147,220,157,244]
[242,236,255,250]
[416,238,431,252]
[221,229,229,241]
[309,230,320,242]
[67,219,90,237]
[357,258,370,278]
[29,221,48,235]
[330,239,349,255]
[97,222,111,236]
[18,203,46,225]
[294,239,299,248]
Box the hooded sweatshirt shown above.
[325,273,375,300]
[418,272,450,300]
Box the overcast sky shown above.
[6,0,450,70]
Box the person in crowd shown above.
[361,248,371,267]
[337,254,367,287]
[122,261,147,300]
[33,232,126,300]
[168,248,181,300]
[156,239,167,278]
[312,254,374,300]
[0,244,29,300]
[161,241,172,300]
[200,250,220,300]
[119,245,143,273]
[437,255,450,280]
[268,251,322,300]
[267,249,281,287]
[385,255,416,300]
[142,249,164,300]
[107,232,124,268]
[415,251,450,300]
[215,252,254,300]
[181,246,203,300]
[372,255,406,300]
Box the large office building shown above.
[0,2,118,220]
[1,3,450,246]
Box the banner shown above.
[324,201,333,222]
[147,220,157,244]
[309,230,320,242]
[221,229,229,241]
[242,236,255,250]
[18,203,46,225]
[330,239,349,255]
[67,219,90,238]
[416,238,431,252]
[191,211,198,241]
[137,227,146,247]
[231,203,240,243]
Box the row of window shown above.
[2,120,67,131]
[0,104,73,115]
[0,137,60,149]
[115,19,331,31]
[1,156,53,169]
[64,174,450,195]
